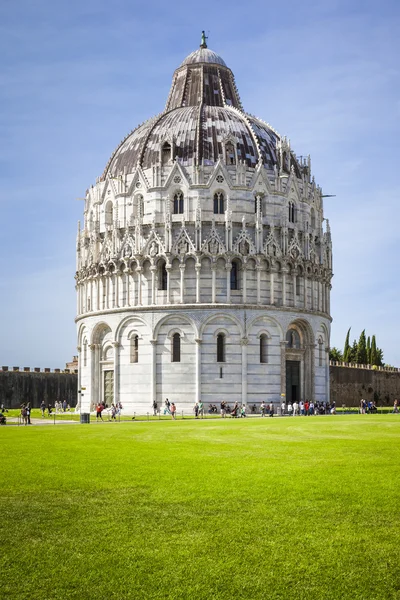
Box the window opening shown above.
[159,262,168,290]
[172,333,181,362]
[217,333,225,363]
[162,142,171,165]
[230,261,239,290]
[260,334,268,363]
[288,201,295,223]
[131,335,139,363]
[213,192,224,214]
[173,192,184,214]
[225,142,235,165]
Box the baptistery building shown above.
[75,35,333,413]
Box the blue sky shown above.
[0,0,399,368]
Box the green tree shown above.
[356,330,367,364]
[370,335,378,366]
[329,347,343,362]
[343,327,351,362]
[366,336,371,364]
[347,340,358,364]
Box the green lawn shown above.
[1,416,399,599]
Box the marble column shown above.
[125,269,130,307]
[115,273,119,308]
[180,263,185,304]
[150,339,157,405]
[195,339,202,402]
[292,273,297,308]
[282,270,287,305]
[226,264,231,303]
[240,337,248,406]
[137,267,142,306]
[280,341,287,398]
[270,271,275,305]
[195,264,201,303]
[166,265,172,304]
[150,266,156,305]
[242,266,247,303]
[211,264,216,303]
[113,342,120,406]
[256,266,262,304]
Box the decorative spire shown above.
[200,30,208,49]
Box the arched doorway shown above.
[285,320,314,402]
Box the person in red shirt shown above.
[96,403,104,421]
[170,403,176,420]
[304,400,310,416]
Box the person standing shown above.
[164,398,171,415]
[269,402,274,418]
[288,402,293,416]
[220,401,226,418]
[198,401,204,419]
[393,399,398,414]
[152,400,158,416]
[281,400,286,416]
[194,402,199,418]
[170,402,176,420]
[40,401,46,417]
[293,401,299,416]
[96,403,104,421]
[260,401,266,417]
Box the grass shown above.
[0,416,399,599]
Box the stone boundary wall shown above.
[0,370,77,409]
[330,365,400,407]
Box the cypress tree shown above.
[356,330,367,364]
[366,336,371,364]
[348,340,358,364]
[343,327,351,362]
[370,335,378,366]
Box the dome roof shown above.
[180,47,227,68]
[102,37,288,179]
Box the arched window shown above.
[172,333,181,362]
[105,201,113,226]
[288,201,295,223]
[217,333,225,363]
[213,192,224,214]
[230,261,239,290]
[173,192,184,214]
[130,335,139,363]
[225,142,236,165]
[162,142,171,165]
[159,261,168,291]
[286,329,301,349]
[311,207,316,229]
[260,334,268,363]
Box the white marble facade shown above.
[76,38,332,414]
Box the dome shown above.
[180,47,227,67]
[102,36,293,179]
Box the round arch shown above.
[153,312,199,341]
[199,312,244,340]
